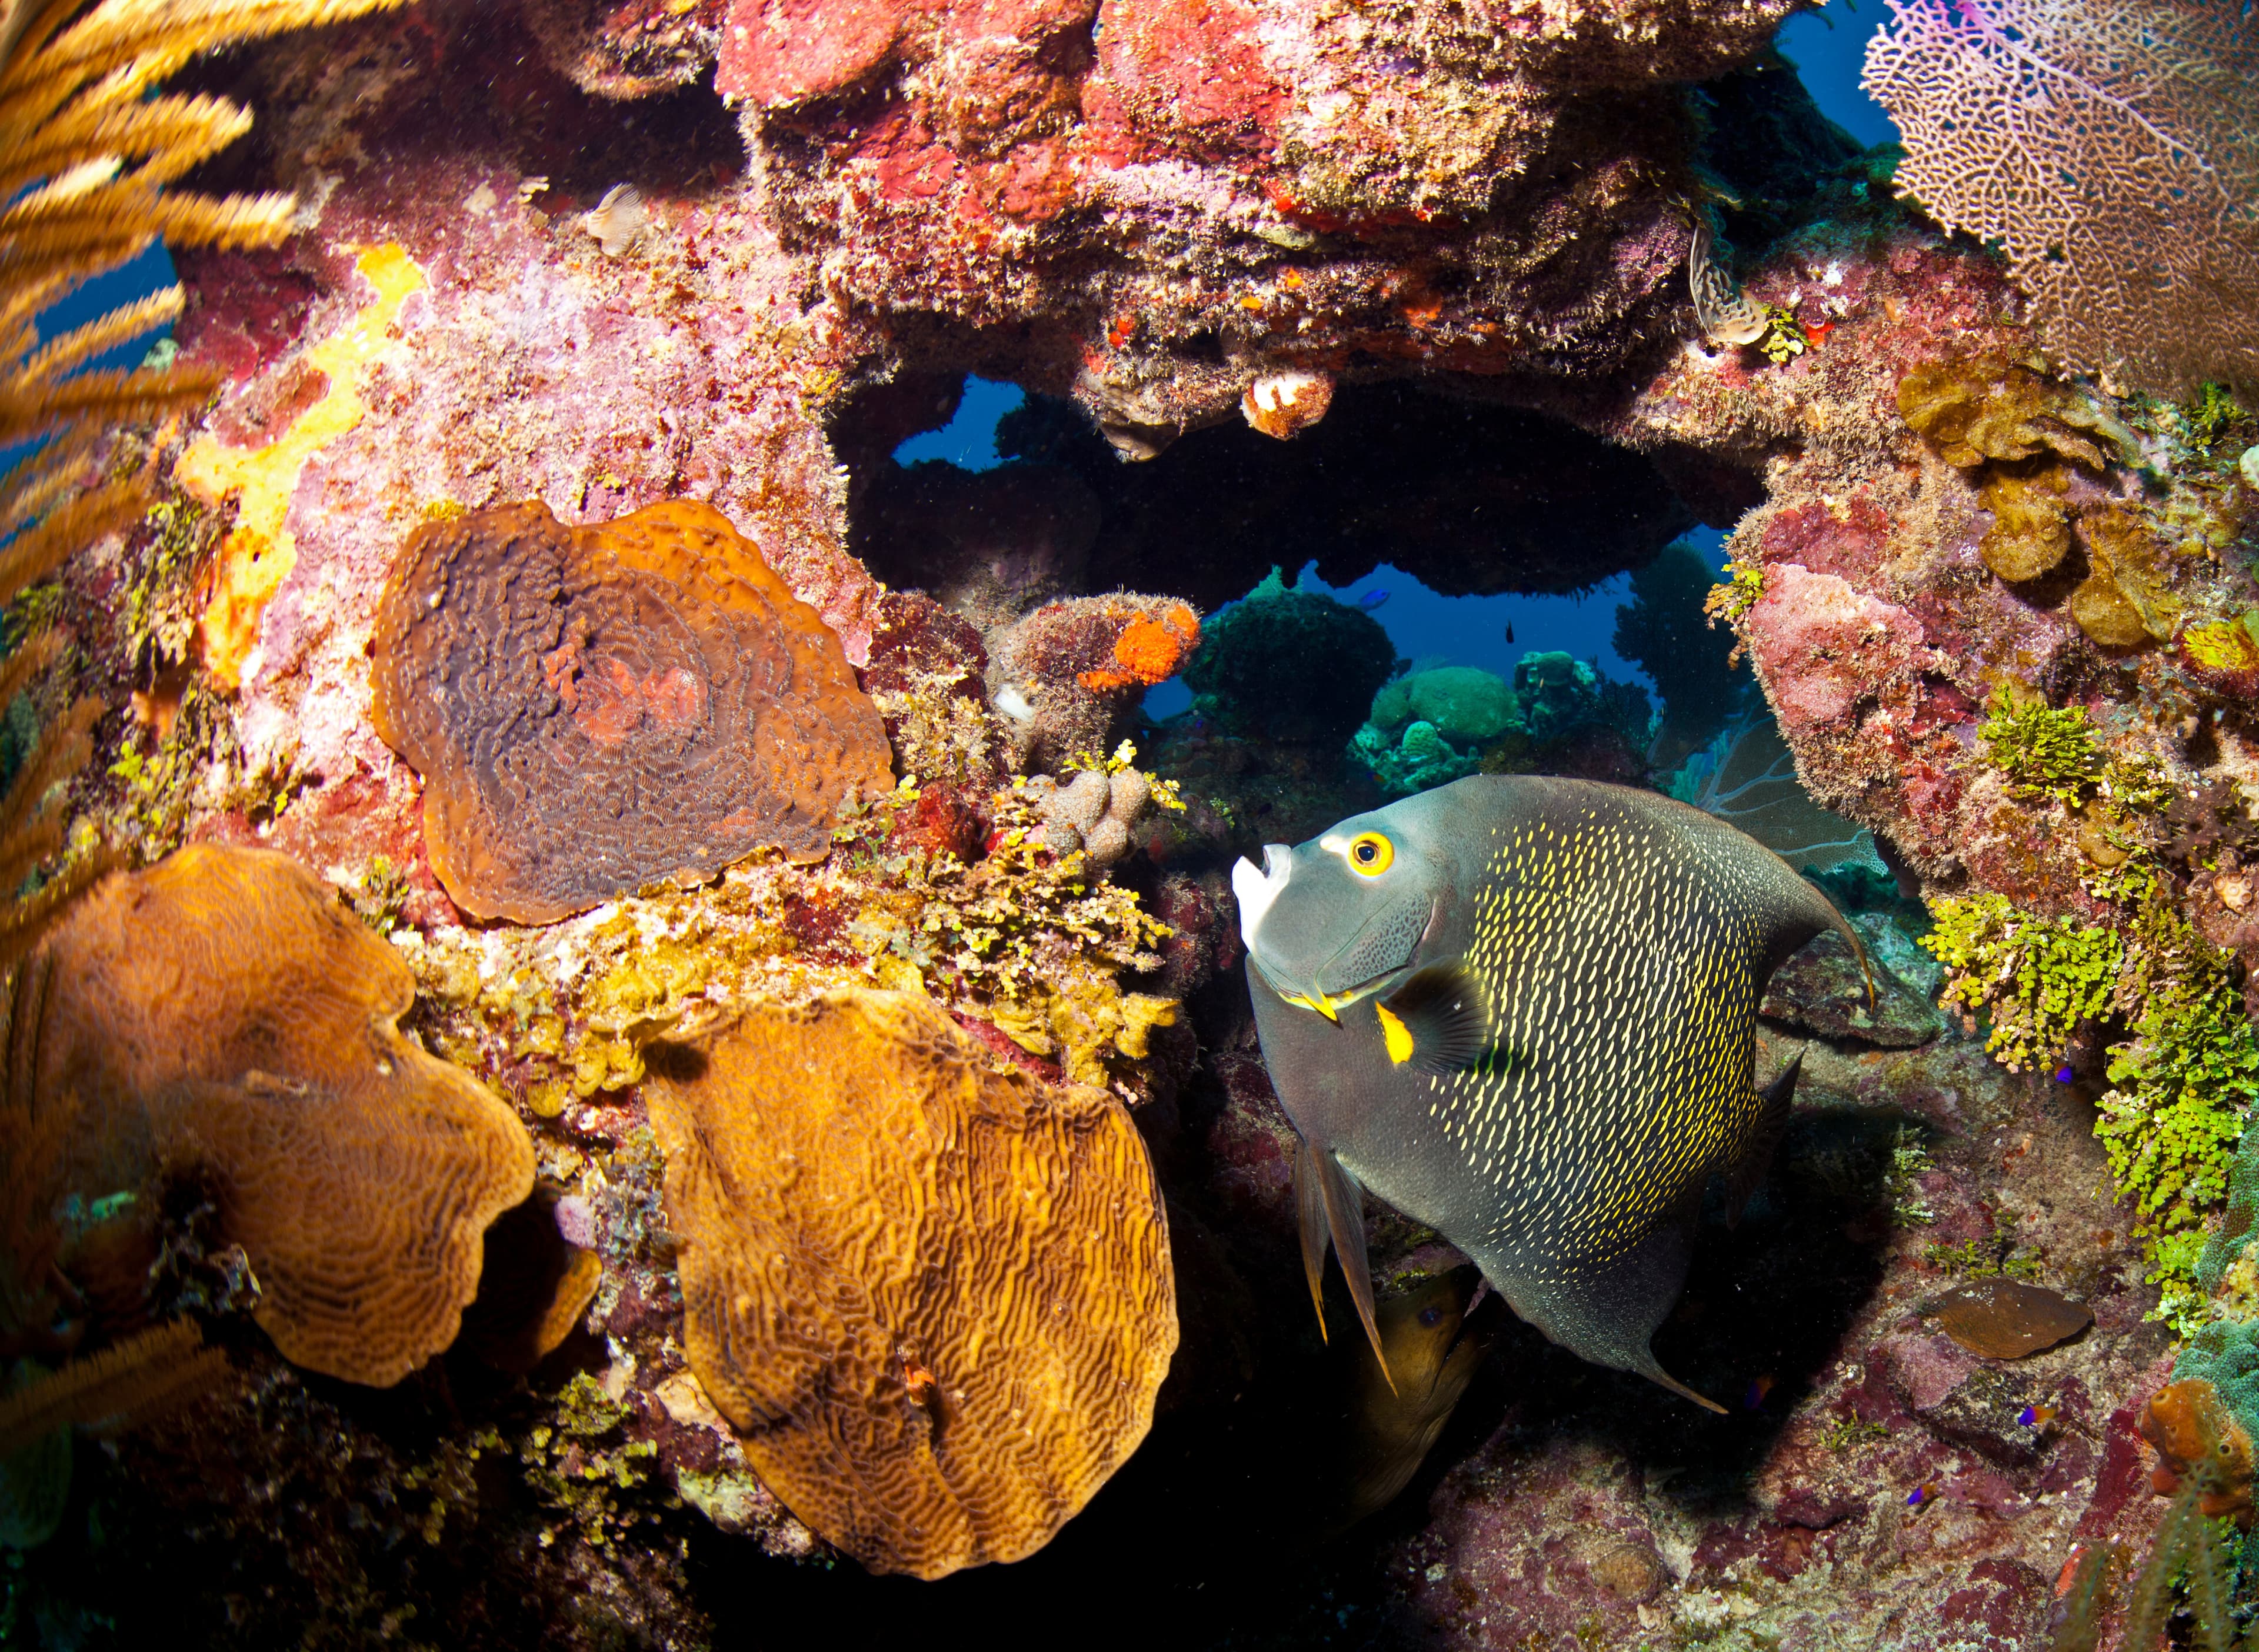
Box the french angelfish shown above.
[1233,774,1868,1411]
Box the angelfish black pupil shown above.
[1357,841,1377,863]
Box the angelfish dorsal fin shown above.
[1378,963,1490,1074]
[1294,1135,1394,1393]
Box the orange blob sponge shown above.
[1077,601,1200,692]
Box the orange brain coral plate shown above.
[643,989,1178,1580]
[369,499,894,924]
[22,845,535,1387]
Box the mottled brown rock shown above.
[643,988,1176,1578]
[1928,1279,2093,1360]
[370,499,892,924]
[23,846,534,1387]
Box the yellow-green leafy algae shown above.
[830,778,1178,1084]
[1923,1210,2044,1281]
[1922,892,2122,1074]
[1977,687,2105,804]
[1928,882,2259,1337]
[2182,382,2253,458]
[1702,556,1764,627]
[517,1373,667,1550]
[1755,303,1807,366]
[2097,902,2259,1336]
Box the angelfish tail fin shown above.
[1294,1134,1394,1394]
[1725,1044,1805,1229]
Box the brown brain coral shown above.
[21,845,534,1386]
[370,499,892,924]
[642,988,1177,1579]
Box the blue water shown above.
[2,241,177,483]
[1777,0,1900,150]
[892,378,1027,471]
[1140,529,1731,721]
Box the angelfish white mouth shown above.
[1232,844,1293,950]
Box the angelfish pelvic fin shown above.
[1725,1045,1805,1229]
[1295,1136,1393,1394]
[1294,1134,1332,1341]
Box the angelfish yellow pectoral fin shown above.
[1284,991,1342,1023]
[1376,1002,1415,1065]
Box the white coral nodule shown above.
[581,184,650,257]
[1241,368,1335,439]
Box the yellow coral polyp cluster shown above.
[176,243,428,690]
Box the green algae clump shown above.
[1977,688,2104,803]
[1921,891,2121,1074]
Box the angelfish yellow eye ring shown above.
[1347,832,1394,876]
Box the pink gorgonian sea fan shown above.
[1863,0,2259,399]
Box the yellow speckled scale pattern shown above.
[1444,804,1771,1288]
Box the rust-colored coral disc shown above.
[643,989,1178,1579]
[368,498,892,924]
[22,845,535,1386]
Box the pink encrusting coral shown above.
[721,0,1802,447]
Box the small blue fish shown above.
[2055,1065,2075,1084]
[1357,589,1391,612]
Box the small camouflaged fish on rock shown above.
[1234,774,1867,1411]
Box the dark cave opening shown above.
[837,375,1726,625]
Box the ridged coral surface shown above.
[24,845,534,1386]
[369,498,892,923]
[642,988,1177,1579]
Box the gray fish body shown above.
[1235,774,1860,1405]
